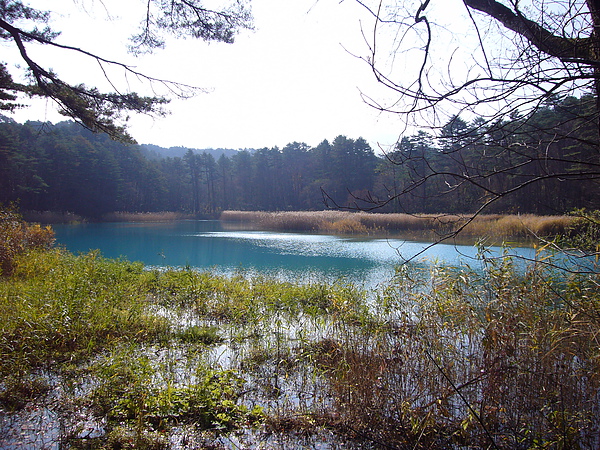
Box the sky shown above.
[6,0,412,151]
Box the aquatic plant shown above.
[91,346,263,436]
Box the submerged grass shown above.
[2,209,599,449]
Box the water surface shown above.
[53,220,536,289]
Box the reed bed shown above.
[220,210,574,239]
[101,211,195,222]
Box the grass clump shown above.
[176,325,223,345]
[319,218,369,234]
[151,267,372,325]
[91,346,263,434]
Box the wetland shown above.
[1,211,598,449]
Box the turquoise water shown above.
[52,220,537,289]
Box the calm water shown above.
[52,220,536,289]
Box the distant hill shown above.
[140,144,246,160]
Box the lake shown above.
[52,220,537,290]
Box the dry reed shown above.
[220,210,574,239]
[101,211,195,222]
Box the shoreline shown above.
[22,209,575,243]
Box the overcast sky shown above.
[5,0,416,151]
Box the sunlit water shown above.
[52,220,537,290]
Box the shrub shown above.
[561,209,600,252]
[0,205,55,276]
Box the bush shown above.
[0,205,55,276]
[561,209,600,252]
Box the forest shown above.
[1,95,598,219]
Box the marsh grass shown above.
[0,233,375,448]
[0,250,169,376]
[2,209,599,449]
[299,256,600,449]
[221,210,574,240]
[102,211,195,222]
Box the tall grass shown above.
[0,218,373,447]
[311,257,600,448]
[21,210,84,224]
[0,250,168,375]
[220,210,574,239]
[2,246,599,448]
[101,211,195,222]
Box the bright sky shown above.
[7,0,410,151]
[6,1,587,154]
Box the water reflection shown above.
[53,220,537,290]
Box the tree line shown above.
[1,95,598,219]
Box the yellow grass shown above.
[220,210,574,239]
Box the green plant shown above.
[0,205,55,276]
[92,347,264,436]
[0,249,169,376]
[176,325,223,345]
[561,209,600,252]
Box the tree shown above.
[374,130,438,213]
[322,135,379,208]
[184,149,202,214]
[0,1,252,142]
[282,142,311,209]
[357,0,600,227]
